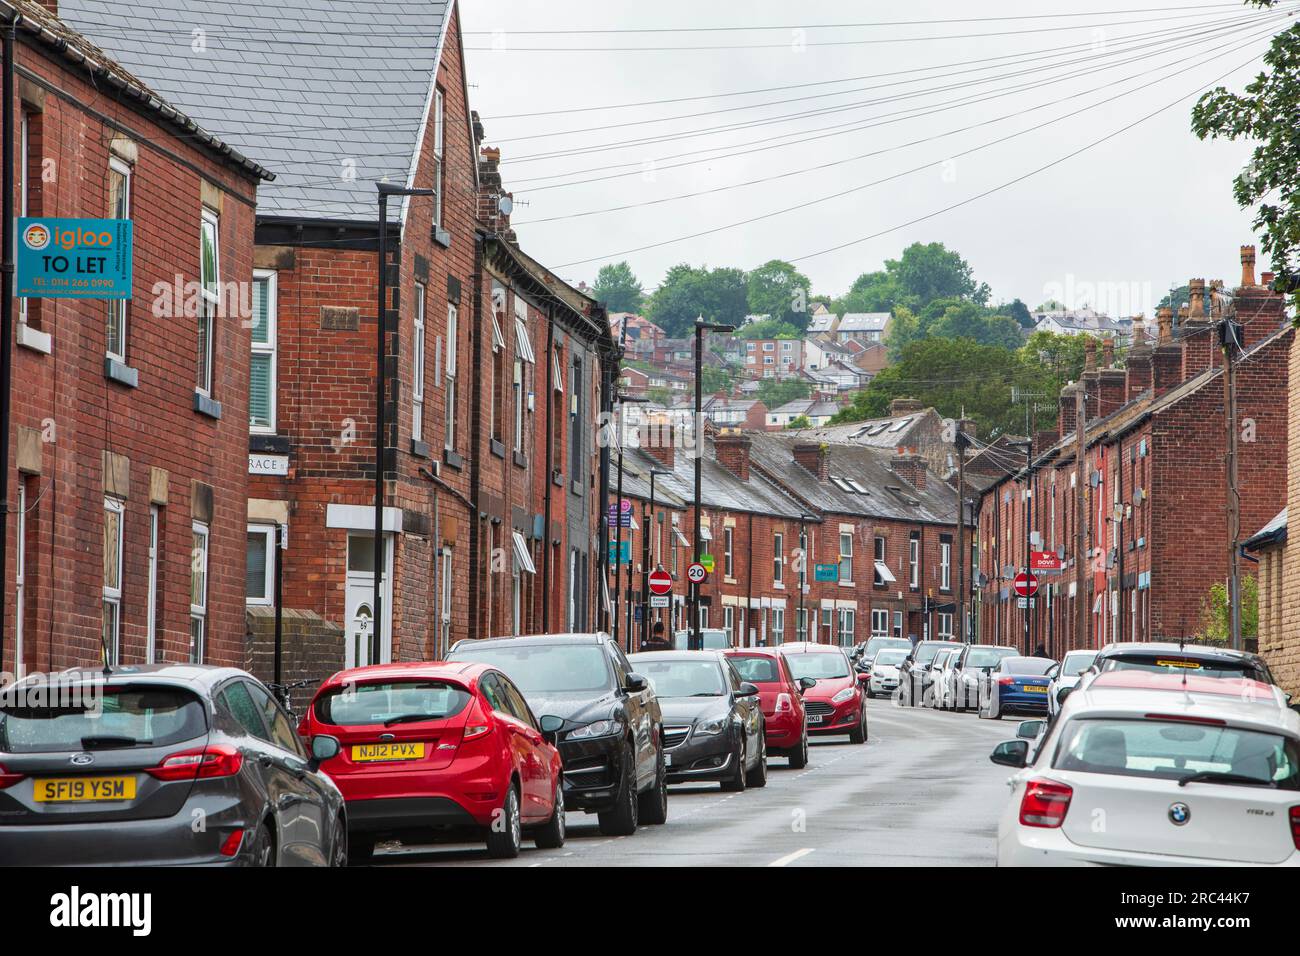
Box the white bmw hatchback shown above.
[992,669,1300,866]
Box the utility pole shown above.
[1074,385,1088,651]
[690,317,734,650]
[1222,314,1244,650]
[955,430,968,642]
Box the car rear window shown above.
[1003,658,1056,676]
[315,681,471,727]
[965,647,1017,668]
[0,686,207,754]
[1053,717,1300,789]
[729,656,779,683]
[1061,651,1098,674]
[1103,656,1263,681]
[450,643,615,694]
[785,653,850,680]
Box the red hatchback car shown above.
[725,648,811,768]
[779,643,868,744]
[300,661,565,862]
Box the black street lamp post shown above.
[690,318,735,651]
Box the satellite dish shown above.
[497,195,513,216]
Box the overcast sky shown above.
[460,1,1290,316]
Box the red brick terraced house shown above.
[975,248,1290,655]
[4,0,269,674]
[68,1,616,689]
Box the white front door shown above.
[345,532,392,669]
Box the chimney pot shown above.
[1157,306,1174,344]
[1083,338,1097,372]
[1241,244,1257,287]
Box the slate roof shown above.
[790,408,936,448]
[61,0,453,221]
[619,443,806,520]
[836,312,890,333]
[747,433,966,527]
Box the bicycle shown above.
[266,677,322,723]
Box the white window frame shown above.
[412,282,426,443]
[772,607,785,645]
[874,535,887,586]
[197,208,220,396]
[772,531,783,585]
[908,535,919,588]
[15,483,25,676]
[250,269,277,433]
[724,606,735,642]
[106,157,132,363]
[795,607,808,641]
[512,356,525,453]
[433,87,445,227]
[724,526,734,578]
[937,612,954,640]
[103,497,124,666]
[444,302,458,451]
[190,520,210,663]
[940,539,952,591]
[871,608,889,636]
[439,546,453,656]
[838,608,855,646]
[146,505,159,664]
[18,112,27,326]
[246,523,276,607]
[839,532,853,583]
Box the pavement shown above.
[370,698,1021,867]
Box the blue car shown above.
[978,656,1056,719]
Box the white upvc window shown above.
[937,612,954,640]
[433,87,445,228]
[795,607,808,641]
[724,606,735,642]
[250,270,277,432]
[909,535,919,588]
[146,506,159,664]
[820,607,833,642]
[18,112,27,327]
[512,357,525,453]
[107,157,132,362]
[444,302,458,451]
[838,608,855,646]
[15,484,25,676]
[103,497,124,665]
[412,282,426,443]
[940,539,952,591]
[772,608,785,645]
[839,532,853,583]
[197,209,220,395]
[190,521,210,663]
[871,608,889,636]
[772,531,783,585]
[724,527,734,578]
[439,546,453,656]
[797,530,809,591]
[874,535,888,586]
[246,524,276,607]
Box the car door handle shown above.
[257,755,274,768]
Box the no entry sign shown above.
[1013,571,1039,598]
[649,568,674,596]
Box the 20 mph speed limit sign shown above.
[686,562,708,584]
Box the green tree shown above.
[592,261,644,313]
[786,414,812,430]
[644,264,749,338]
[1193,2,1300,298]
[755,377,812,409]
[1156,284,1191,315]
[1004,298,1034,330]
[746,259,812,331]
[889,241,990,307]
[837,269,899,314]
[700,365,735,395]
[1197,576,1259,645]
[738,317,801,339]
[927,301,1024,350]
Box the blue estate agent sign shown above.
[17,218,133,299]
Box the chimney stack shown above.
[1101,337,1115,367]
[888,397,925,417]
[1083,338,1097,373]
[1058,382,1079,437]
[1157,305,1174,345]
[1241,244,1258,287]
[891,446,927,491]
[1233,243,1288,349]
[1124,315,1152,399]
[1151,306,1183,397]
[1187,278,1206,320]
[1181,279,1217,379]
[475,121,518,243]
[640,422,676,469]
[793,443,829,481]
[714,433,752,481]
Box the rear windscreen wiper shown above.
[80,735,151,750]
[1178,770,1274,788]
[382,714,442,726]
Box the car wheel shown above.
[720,736,747,792]
[638,746,669,825]
[328,814,348,867]
[598,746,640,836]
[849,706,867,744]
[788,731,809,769]
[746,733,768,788]
[248,821,275,867]
[347,834,374,866]
[486,785,522,859]
[534,782,566,849]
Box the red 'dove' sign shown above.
[1030,551,1062,572]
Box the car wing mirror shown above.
[989,740,1029,768]
[625,673,649,693]
[857,672,870,684]
[737,681,760,698]
[1016,719,1045,740]
[308,734,341,770]
[538,714,565,742]
[799,677,817,692]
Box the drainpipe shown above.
[467,239,484,640]
[541,303,555,630]
[0,12,17,674]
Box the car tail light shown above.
[146,744,244,781]
[463,723,491,740]
[0,763,24,789]
[219,829,246,857]
[998,676,1015,686]
[1290,807,1300,851]
[1019,779,1072,828]
[775,693,793,714]
[1145,713,1227,727]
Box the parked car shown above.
[780,643,868,743]
[978,656,1056,719]
[951,644,1021,712]
[672,628,731,650]
[864,647,908,699]
[898,640,964,707]
[725,647,811,768]
[1047,649,1099,717]
[853,636,912,671]
[447,633,667,836]
[1092,641,1277,684]
[630,650,767,790]
[0,664,347,866]
[991,669,1300,866]
[301,661,565,862]
[929,648,961,709]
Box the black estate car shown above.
[447,633,667,835]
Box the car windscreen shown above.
[1103,656,1261,680]
[729,656,779,683]
[965,648,1016,668]
[914,644,951,665]
[450,644,615,694]
[674,630,729,650]
[1061,651,1098,675]
[1003,658,1056,676]
[1053,717,1300,789]
[638,659,727,697]
[864,637,909,656]
[0,685,207,754]
[785,653,850,680]
[873,650,908,666]
[315,680,471,726]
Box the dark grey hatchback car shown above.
[0,664,347,866]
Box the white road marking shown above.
[768,847,816,867]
